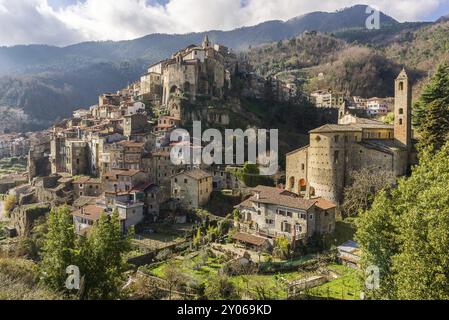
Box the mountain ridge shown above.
[0,4,446,133]
[0,4,398,74]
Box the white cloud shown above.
[0,0,447,46]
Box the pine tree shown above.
[413,63,449,153]
[41,206,77,291]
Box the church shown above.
[285,69,415,203]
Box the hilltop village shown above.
[0,36,416,299]
[1,35,415,245]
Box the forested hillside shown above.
[0,5,448,132]
[245,20,449,99]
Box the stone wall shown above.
[10,203,50,236]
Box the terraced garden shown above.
[142,250,362,300]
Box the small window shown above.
[334,151,339,164]
[399,108,404,115]
[399,82,404,91]
[334,135,339,143]
[310,187,316,197]
[309,214,313,220]
[399,119,403,125]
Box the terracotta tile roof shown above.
[310,124,361,133]
[236,198,254,210]
[73,176,101,184]
[359,139,406,153]
[232,232,268,246]
[175,169,212,180]
[73,196,100,208]
[310,121,393,134]
[103,169,142,178]
[118,140,145,148]
[286,145,309,156]
[71,205,105,221]
[314,198,337,210]
[250,185,316,211]
[131,182,157,192]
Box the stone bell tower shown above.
[394,68,412,150]
[202,34,210,49]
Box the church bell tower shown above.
[394,68,412,150]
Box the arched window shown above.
[299,178,307,192]
[399,119,403,125]
[399,108,404,115]
[170,85,178,94]
[289,176,295,189]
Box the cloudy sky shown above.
[1,0,448,47]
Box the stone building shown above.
[311,90,346,108]
[234,186,336,244]
[115,140,146,170]
[161,36,226,106]
[123,113,149,138]
[102,169,147,196]
[138,35,229,121]
[28,138,51,181]
[286,70,413,204]
[73,176,102,198]
[50,136,88,176]
[171,169,213,209]
[33,175,74,205]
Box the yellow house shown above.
[171,169,213,209]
